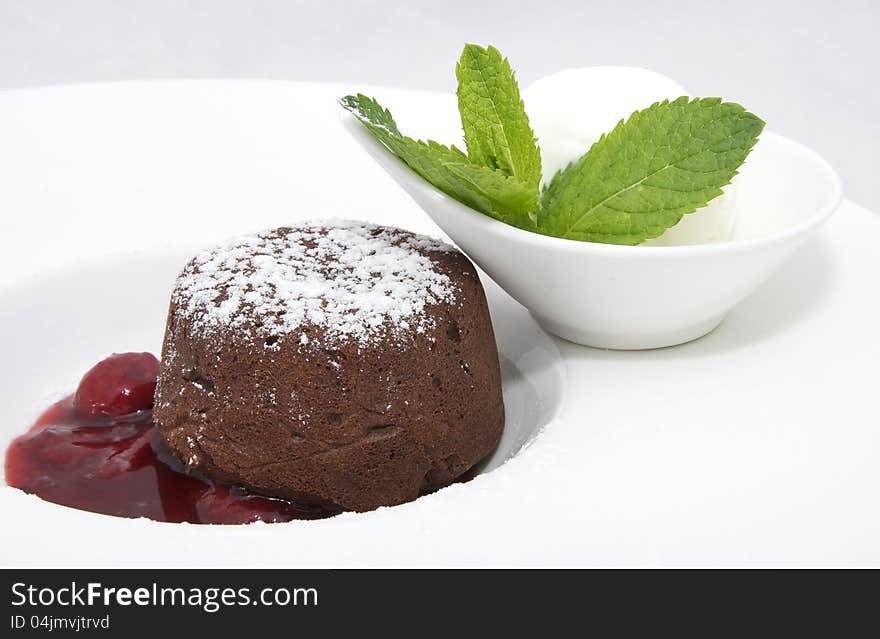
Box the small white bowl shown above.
[341,113,842,349]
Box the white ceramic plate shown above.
[0,81,878,567]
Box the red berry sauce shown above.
[4,353,339,524]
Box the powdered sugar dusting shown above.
[172,220,458,346]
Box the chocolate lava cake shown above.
[153,220,504,512]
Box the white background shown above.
[1,0,877,211]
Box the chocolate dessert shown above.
[154,220,504,512]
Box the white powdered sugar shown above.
[172,220,458,346]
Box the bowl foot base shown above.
[531,314,725,350]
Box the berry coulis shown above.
[4,353,339,524]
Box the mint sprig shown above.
[456,44,542,191]
[539,97,765,244]
[340,94,537,228]
[341,44,765,246]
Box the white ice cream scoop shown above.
[523,67,737,246]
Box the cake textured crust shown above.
[154,220,504,512]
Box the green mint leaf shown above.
[456,44,542,189]
[341,93,537,228]
[539,97,765,245]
